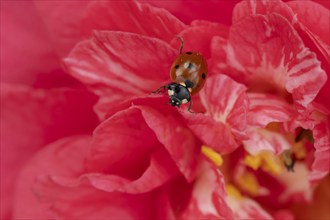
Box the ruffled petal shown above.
[137,105,200,181]
[200,74,249,133]
[285,107,330,184]
[309,115,330,184]
[182,113,239,154]
[243,129,291,155]
[86,107,159,175]
[181,74,248,153]
[85,147,179,194]
[81,1,186,43]
[247,93,295,127]
[180,160,234,219]
[64,31,177,104]
[88,100,200,182]
[219,13,327,112]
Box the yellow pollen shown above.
[236,172,260,196]
[244,151,283,175]
[243,155,262,170]
[226,184,243,200]
[201,145,223,167]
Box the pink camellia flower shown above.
[1,1,329,220]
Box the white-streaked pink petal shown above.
[244,129,291,155]
[247,93,295,127]
[181,160,234,219]
[64,31,177,104]
[200,74,248,132]
[221,13,327,112]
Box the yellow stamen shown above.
[201,145,223,167]
[226,184,243,200]
[236,172,261,196]
[244,151,283,175]
[243,155,262,170]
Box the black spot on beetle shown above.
[174,64,179,69]
[185,51,193,55]
[185,80,194,88]
[202,73,206,79]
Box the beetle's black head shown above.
[167,83,191,108]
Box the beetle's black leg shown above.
[152,85,166,94]
[187,99,195,113]
[176,36,184,54]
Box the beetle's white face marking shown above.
[168,89,174,96]
[181,99,188,104]
[179,82,186,87]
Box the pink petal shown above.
[181,74,248,153]
[81,1,186,43]
[315,0,330,9]
[147,0,241,25]
[182,113,239,154]
[223,13,327,112]
[273,210,294,220]
[33,175,154,219]
[86,106,180,193]
[247,93,295,127]
[231,0,330,112]
[13,136,92,219]
[86,107,159,176]
[64,31,177,104]
[34,0,91,57]
[200,74,249,133]
[1,1,58,86]
[232,0,296,24]
[286,1,330,53]
[85,147,179,194]
[180,160,234,219]
[243,128,291,155]
[284,107,330,184]
[1,84,98,219]
[232,0,330,69]
[232,197,273,219]
[244,93,297,154]
[137,105,201,182]
[309,116,330,184]
[171,20,229,58]
[88,100,200,182]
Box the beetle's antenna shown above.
[177,36,184,54]
[151,85,166,94]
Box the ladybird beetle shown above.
[153,37,208,112]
